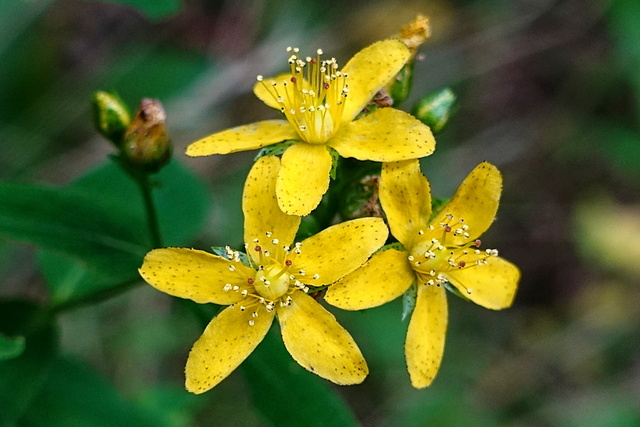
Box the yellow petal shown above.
[430,162,502,246]
[292,217,388,286]
[243,156,301,264]
[445,256,520,310]
[340,39,411,122]
[185,305,274,394]
[328,108,435,162]
[139,248,252,305]
[278,291,368,385]
[326,249,415,310]
[185,120,298,157]
[405,284,448,388]
[380,160,432,248]
[276,142,332,216]
[253,73,311,110]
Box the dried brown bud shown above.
[122,98,172,173]
[397,14,431,52]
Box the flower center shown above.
[220,234,321,326]
[257,47,349,144]
[253,263,290,300]
[407,214,499,293]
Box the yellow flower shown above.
[139,156,388,393]
[186,39,436,216]
[325,160,520,388]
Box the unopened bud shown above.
[92,91,131,144]
[387,14,431,105]
[122,98,172,173]
[340,174,383,221]
[412,88,457,134]
[387,61,414,105]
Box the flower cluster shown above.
[139,22,520,394]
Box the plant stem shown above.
[49,171,164,317]
[49,278,140,316]
[137,173,163,248]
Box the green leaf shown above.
[136,385,203,427]
[0,181,149,275]
[0,300,59,426]
[0,332,25,360]
[19,356,158,427]
[241,327,359,427]
[90,0,182,21]
[37,159,210,304]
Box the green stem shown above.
[48,278,140,316]
[47,171,164,317]
[137,173,163,248]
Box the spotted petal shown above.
[244,156,301,264]
[430,162,502,247]
[340,39,411,122]
[185,305,274,394]
[326,249,415,310]
[276,142,332,216]
[405,284,448,388]
[278,291,368,385]
[253,73,294,110]
[292,217,388,286]
[380,160,432,248]
[445,256,519,310]
[328,108,435,162]
[185,120,298,156]
[139,248,252,305]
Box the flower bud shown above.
[387,61,414,105]
[339,173,383,221]
[412,88,457,134]
[91,91,131,144]
[122,98,172,173]
[386,15,431,105]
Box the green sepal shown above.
[328,146,340,180]
[376,241,405,255]
[210,246,252,268]
[401,280,419,321]
[91,91,131,145]
[254,140,296,160]
[389,61,415,105]
[444,282,472,302]
[412,87,457,134]
[430,197,450,221]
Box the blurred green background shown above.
[1,0,640,425]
